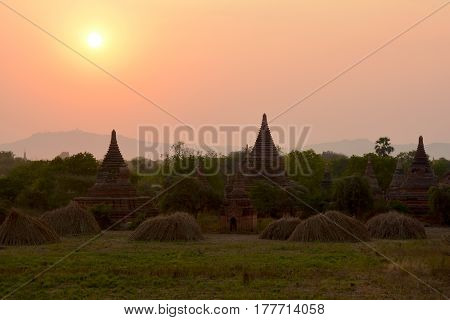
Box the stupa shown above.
[392,136,437,214]
[220,172,257,233]
[388,160,406,198]
[364,157,382,196]
[220,114,291,232]
[75,130,157,224]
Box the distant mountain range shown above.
[1,130,449,160]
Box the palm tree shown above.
[375,137,394,157]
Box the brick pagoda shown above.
[390,136,437,214]
[220,114,290,233]
[75,130,157,224]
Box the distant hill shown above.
[306,139,450,159]
[1,131,449,160]
[0,130,226,160]
[0,130,141,160]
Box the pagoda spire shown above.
[102,129,126,168]
[261,113,268,127]
[111,129,118,145]
[250,113,279,159]
[412,135,428,165]
[389,159,405,190]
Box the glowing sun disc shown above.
[87,32,103,48]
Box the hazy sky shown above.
[0,0,449,146]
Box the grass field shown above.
[0,228,449,299]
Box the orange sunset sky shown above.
[0,0,449,146]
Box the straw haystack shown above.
[130,212,204,241]
[288,211,370,242]
[366,211,426,240]
[41,201,101,236]
[259,217,301,240]
[0,209,59,246]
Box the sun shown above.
[87,32,103,48]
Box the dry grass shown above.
[130,212,204,241]
[259,217,301,240]
[366,211,426,240]
[288,210,370,242]
[41,201,101,236]
[0,230,449,299]
[0,209,60,246]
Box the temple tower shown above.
[220,114,291,233]
[388,160,406,198]
[75,130,157,225]
[245,113,290,187]
[221,172,256,233]
[392,136,437,214]
[87,130,136,197]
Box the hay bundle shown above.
[366,211,426,240]
[130,212,204,241]
[288,211,370,242]
[41,201,101,236]
[259,217,301,240]
[0,209,59,246]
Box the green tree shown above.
[0,151,25,175]
[375,137,394,157]
[432,158,450,179]
[429,186,450,225]
[333,176,373,218]
[285,149,324,194]
[396,151,416,173]
[90,204,113,229]
[159,177,222,217]
[249,181,302,218]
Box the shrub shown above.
[89,204,113,229]
[388,200,410,213]
[333,176,373,218]
[429,186,450,225]
[249,181,302,218]
[159,177,222,217]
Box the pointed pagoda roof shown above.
[402,136,437,189]
[86,130,136,197]
[250,113,279,160]
[101,130,127,169]
[364,157,381,194]
[412,136,430,167]
[389,159,405,190]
